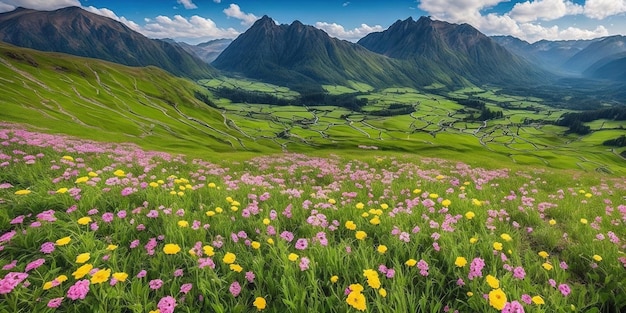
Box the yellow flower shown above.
[549,219,556,225]
[585,193,592,198]
[471,199,482,206]
[436,174,445,180]
[251,241,261,250]
[205,210,215,217]
[56,187,68,194]
[163,244,181,255]
[500,233,512,242]
[90,268,111,284]
[380,203,389,210]
[441,199,451,207]
[593,254,602,262]
[62,155,74,161]
[538,251,549,259]
[253,297,266,311]
[429,193,439,199]
[467,292,474,297]
[542,262,553,270]
[405,259,417,266]
[355,202,364,209]
[106,244,118,251]
[377,245,388,254]
[266,238,274,245]
[378,288,387,297]
[226,196,233,203]
[349,283,364,293]
[72,263,93,279]
[454,257,467,267]
[486,275,500,289]
[215,207,223,213]
[75,252,90,264]
[345,221,357,230]
[77,217,92,225]
[469,237,478,244]
[369,216,380,225]
[113,170,126,177]
[366,275,381,289]
[230,206,238,212]
[288,253,299,262]
[112,272,128,281]
[56,275,68,282]
[328,199,336,205]
[262,218,270,225]
[14,189,31,195]
[208,182,216,188]
[346,291,367,311]
[493,242,503,251]
[43,281,54,290]
[230,264,243,272]
[330,275,339,283]
[88,171,98,177]
[177,220,189,228]
[465,211,475,219]
[55,236,71,246]
[532,295,545,305]
[223,252,236,264]
[74,176,89,184]
[412,189,422,194]
[580,218,588,224]
[149,182,159,187]
[488,288,507,310]
[355,231,367,240]
[361,212,369,218]
[177,191,184,197]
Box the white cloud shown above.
[343,2,350,7]
[177,0,197,10]
[417,0,614,42]
[509,0,583,23]
[140,15,240,40]
[223,3,258,26]
[584,0,626,19]
[315,22,384,41]
[213,0,221,3]
[0,0,80,12]
[84,6,142,31]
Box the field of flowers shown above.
[0,123,625,313]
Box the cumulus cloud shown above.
[509,0,583,23]
[418,0,613,42]
[315,22,384,41]
[584,0,626,19]
[84,6,239,42]
[177,0,197,10]
[0,0,80,12]
[223,3,258,26]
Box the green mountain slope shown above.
[0,7,216,79]
[212,16,439,91]
[358,17,551,86]
[0,42,271,154]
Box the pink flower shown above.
[502,300,525,313]
[299,257,310,271]
[47,297,63,308]
[558,283,571,296]
[173,269,184,277]
[0,272,28,294]
[136,270,147,278]
[157,296,177,313]
[229,281,241,297]
[295,238,308,250]
[67,280,90,300]
[513,266,526,280]
[25,258,45,272]
[180,283,192,294]
[245,271,255,283]
[149,279,163,290]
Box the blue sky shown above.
[1,0,625,43]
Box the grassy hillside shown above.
[0,43,625,175]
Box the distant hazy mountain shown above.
[358,17,548,85]
[166,39,232,63]
[492,35,595,74]
[562,35,626,74]
[0,7,216,78]
[212,16,433,91]
[584,52,626,81]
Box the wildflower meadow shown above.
[0,123,625,313]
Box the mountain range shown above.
[0,6,216,79]
[212,16,547,92]
[0,6,624,94]
[492,35,626,81]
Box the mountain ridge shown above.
[0,6,216,79]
